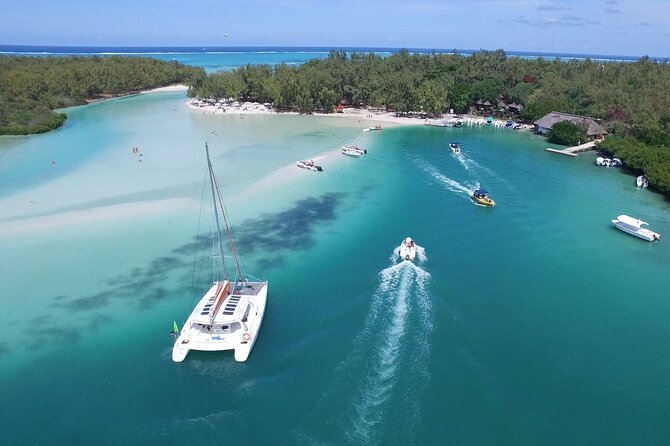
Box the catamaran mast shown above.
[205,142,244,282]
[205,142,228,280]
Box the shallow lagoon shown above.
[1,90,669,445]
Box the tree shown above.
[547,120,588,146]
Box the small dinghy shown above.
[636,175,649,188]
[399,237,417,261]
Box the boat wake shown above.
[345,255,432,444]
[453,150,477,171]
[294,249,432,445]
[417,160,479,201]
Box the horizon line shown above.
[0,44,666,60]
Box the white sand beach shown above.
[142,84,188,94]
[186,98,530,129]
[0,198,194,236]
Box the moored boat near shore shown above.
[611,214,660,241]
[342,145,367,157]
[297,159,323,171]
[636,175,649,188]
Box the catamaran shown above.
[172,143,268,363]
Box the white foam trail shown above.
[346,253,432,444]
[415,245,428,264]
[416,159,479,199]
[453,151,477,172]
[348,262,411,443]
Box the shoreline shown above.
[83,84,188,104]
[186,99,528,129]
[0,198,193,236]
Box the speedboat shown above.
[596,157,605,166]
[472,189,495,207]
[342,145,367,157]
[636,175,649,188]
[611,158,622,167]
[449,142,461,153]
[363,124,382,132]
[611,214,660,242]
[297,159,323,171]
[399,237,417,261]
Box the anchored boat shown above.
[611,214,660,242]
[297,159,323,171]
[636,175,649,188]
[342,145,367,157]
[172,143,268,363]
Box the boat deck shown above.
[236,281,266,296]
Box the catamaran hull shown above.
[172,282,268,363]
[235,284,268,362]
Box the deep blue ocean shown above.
[1,48,669,445]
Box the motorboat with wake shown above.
[472,189,495,207]
[611,214,660,241]
[342,145,367,157]
[172,143,269,363]
[636,175,649,188]
[297,159,323,171]
[399,237,417,261]
[449,142,461,153]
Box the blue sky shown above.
[0,0,667,57]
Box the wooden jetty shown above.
[545,140,597,157]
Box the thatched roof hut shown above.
[534,112,607,138]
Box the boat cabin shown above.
[473,189,490,199]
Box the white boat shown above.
[636,175,649,188]
[172,143,268,363]
[297,159,323,171]
[363,124,383,132]
[611,158,622,167]
[399,237,417,261]
[342,145,367,157]
[611,214,660,242]
[449,142,461,153]
[596,157,605,166]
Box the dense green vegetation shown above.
[599,137,670,195]
[548,121,588,146]
[3,50,670,196]
[189,49,670,195]
[0,55,204,135]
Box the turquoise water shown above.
[1,90,670,445]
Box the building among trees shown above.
[534,112,607,139]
